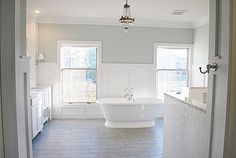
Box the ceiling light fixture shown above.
[34,10,41,14]
[119,0,135,33]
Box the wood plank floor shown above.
[33,119,163,158]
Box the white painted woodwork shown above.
[15,0,33,157]
[1,0,20,157]
[0,0,230,157]
[222,0,236,157]
[36,62,164,118]
[101,64,156,98]
[31,86,52,122]
[207,0,230,157]
[164,94,208,158]
[1,0,33,157]
[30,86,52,139]
[30,93,43,139]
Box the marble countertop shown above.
[164,92,207,113]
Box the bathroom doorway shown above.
[0,0,232,157]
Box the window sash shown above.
[156,69,189,85]
[156,69,188,71]
[156,69,189,100]
[61,68,96,71]
[61,68,97,104]
[156,47,189,70]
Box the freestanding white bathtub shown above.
[96,98,162,128]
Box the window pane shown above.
[61,46,96,69]
[157,48,188,69]
[62,69,96,103]
[157,71,188,100]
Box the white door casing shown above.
[223,0,236,157]
[1,0,19,157]
[1,0,33,157]
[0,0,233,158]
[15,0,33,157]
[207,0,231,157]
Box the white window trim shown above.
[57,40,102,106]
[153,43,193,98]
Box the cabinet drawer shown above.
[30,93,42,107]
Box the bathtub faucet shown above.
[123,88,134,102]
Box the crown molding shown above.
[193,16,209,28]
[35,16,195,29]
[28,15,37,23]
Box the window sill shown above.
[61,103,99,109]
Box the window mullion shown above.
[60,44,98,104]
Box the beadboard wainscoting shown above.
[100,63,156,98]
[164,94,208,158]
[36,62,164,119]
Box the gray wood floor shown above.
[33,119,163,158]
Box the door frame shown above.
[0,55,4,158]
[207,0,233,157]
[0,0,234,158]
[0,0,20,157]
[153,43,193,99]
[223,0,236,157]
[0,1,4,157]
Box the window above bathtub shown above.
[154,43,193,100]
[58,41,101,105]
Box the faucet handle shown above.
[123,88,128,97]
[124,88,128,92]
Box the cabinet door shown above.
[37,102,43,132]
[31,106,38,138]
[44,90,49,108]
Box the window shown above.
[156,45,190,100]
[59,41,100,104]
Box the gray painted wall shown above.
[193,23,209,65]
[38,24,193,63]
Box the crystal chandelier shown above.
[119,0,135,33]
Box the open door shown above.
[0,0,32,157]
[0,88,4,158]
[223,0,236,157]
[206,0,231,157]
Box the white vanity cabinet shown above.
[30,93,43,139]
[31,86,52,123]
[30,86,52,139]
[164,93,208,158]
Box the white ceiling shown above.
[27,0,209,28]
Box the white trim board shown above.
[53,114,104,119]
[193,16,209,28]
[37,62,162,118]
[100,63,156,98]
[34,16,195,29]
[57,40,102,104]
[153,43,194,98]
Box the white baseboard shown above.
[52,113,104,119]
